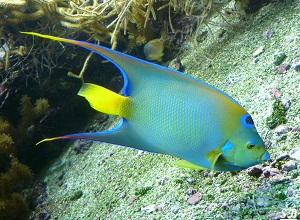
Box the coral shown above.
[266,99,287,129]
[0,0,42,25]
[0,192,31,220]
[18,95,50,131]
[34,98,50,118]
[0,116,34,219]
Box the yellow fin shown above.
[36,137,60,145]
[208,149,223,170]
[172,160,208,170]
[20,32,70,43]
[78,83,130,117]
[157,54,163,62]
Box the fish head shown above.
[221,113,270,169]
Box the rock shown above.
[282,100,291,111]
[128,195,138,205]
[136,150,144,157]
[157,176,168,185]
[290,147,300,161]
[292,126,300,132]
[186,187,196,196]
[262,167,281,178]
[270,153,289,167]
[273,51,287,65]
[265,30,274,39]
[292,57,300,72]
[168,58,184,71]
[156,205,163,211]
[187,192,202,205]
[267,212,284,220]
[274,125,292,134]
[270,88,282,99]
[274,63,291,73]
[170,205,179,214]
[247,165,263,177]
[282,160,297,171]
[187,178,195,184]
[253,46,264,57]
[256,197,268,207]
[119,192,126,198]
[38,212,51,220]
[141,204,157,213]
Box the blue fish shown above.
[21,32,270,171]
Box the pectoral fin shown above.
[208,149,223,170]
[172,160,208,170]
[78,83,131,118]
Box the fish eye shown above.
[246,140,256,149]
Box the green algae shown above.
[70,190,83,201]
[266,99,287,129]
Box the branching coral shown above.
[0,117,34,219]
[1,0,240,84]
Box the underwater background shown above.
[0,0,299,219]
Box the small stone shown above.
[186,187,196,196]
[282,100,291,111]
[256,197,268,207]
[170,205,179,214]
[247,165,263,177]
[128,195,138,205]
[274,63,291,73]
[262,167,281,178]
[108,151,115,156]
[156,205,163,211]
[287,187,294,196]
[232,204,240,213]
[267,212,284,220]
[136,150,144,157]
[270,153,289,167]
[292,126,300,132]
[187,192,202,205]
[265,30,274,39]
[282,160,297,171]
[141,204,157,213]
[292,57,300,72]
[290,147,300,161]
[274,125,292,134]
[253,46,264,57]
[119,192,126,198]
[157,177,168,185]
[38,212,51,220]
[270,88,282,99]
[168,58,184,71]
[187,178,195,184]
[273,51,287,65]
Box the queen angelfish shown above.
[21,32,270,171]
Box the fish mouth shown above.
[259,151,270,162]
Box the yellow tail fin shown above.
[78,83,131,117]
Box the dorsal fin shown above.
[20,32,241,105]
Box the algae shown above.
[266,99,287,129]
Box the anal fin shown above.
[172,160,208,170]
